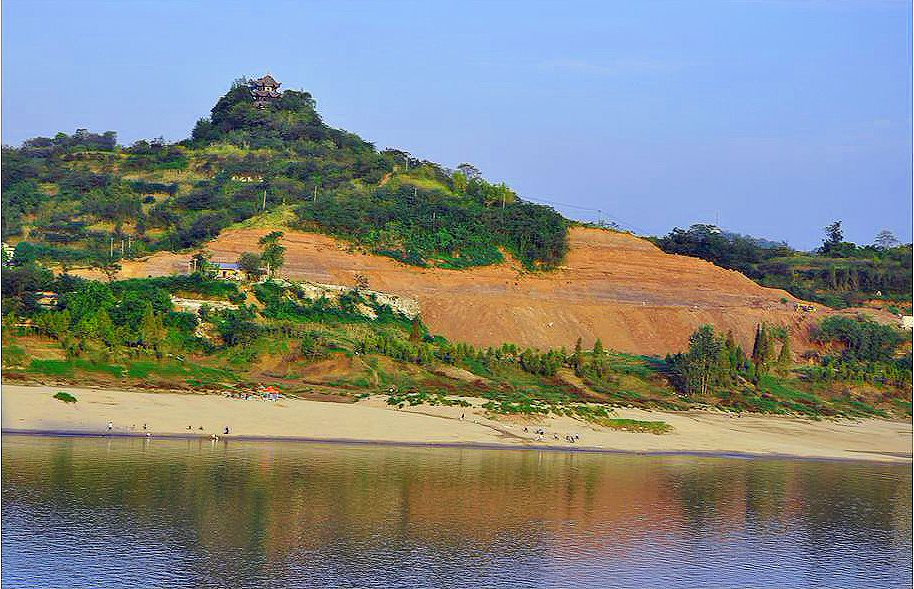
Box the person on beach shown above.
[224,427,230,435]
[107,421,112,432]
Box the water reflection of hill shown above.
[3,436,910,581]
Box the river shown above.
[2,434,911,588]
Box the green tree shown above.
[94,309,119,349]
[259,231,285,278]
[190,251,217,278]
[34,310,71,340]
[456,163,481,181]
[777,339,792,374]
[762,326,777,366]
[452,172,467,195]
[61,283,116,324]
[138,304,167,358]
[571,337,583,374]
[593,338,604,357]
[824,221,843,245]
[409,316,421,343]
[684,326,723,395]
[237,252,263,281]
[751,324,761,363]
[752,324,775,379]
[300,333,319,358]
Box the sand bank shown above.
[2,384,910,462]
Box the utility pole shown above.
[262,189,267,210]
[110,236,113,258]
[314,185,318,202]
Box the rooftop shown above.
[252,75,280,88]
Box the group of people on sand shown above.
[522,427,580,444]
[105,421,230,438]
[224,390,280,402]
[105,421,151,437]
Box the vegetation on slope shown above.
[2,267,909,420]
[652,223,911,311]
[2,76,567,271]
[666,322,910,418]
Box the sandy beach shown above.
[2,384,911,462]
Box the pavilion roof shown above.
[253,75,280,87]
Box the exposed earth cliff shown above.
[101,227,897,357]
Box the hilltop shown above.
[2,75,565,273]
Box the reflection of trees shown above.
[798,462,912,554]
[3,437,910,582]
[663,457,911,568]
[5,439,678,559]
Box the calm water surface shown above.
[2,434,911,588]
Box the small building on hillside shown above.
[251,75,281,108]
[35,291,59,308]
[215,262,245,281]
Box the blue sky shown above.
[2,0,910,250]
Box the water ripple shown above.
[2,435,911,588]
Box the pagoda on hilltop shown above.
[251,74,281,108]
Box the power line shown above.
[524,196,602,212]
[520,195,649,235]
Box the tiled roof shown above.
[253,75,280,88]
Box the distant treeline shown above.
[651,224,911,308]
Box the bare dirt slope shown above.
[112,228,897,356]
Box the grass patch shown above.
[386,391,472,409]
[28,359,124,379]
[226,205,297,230]
[53,391,77,403]
[2,345,28,368]
[593,417,672,435]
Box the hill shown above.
[2,76,565,273]
[2,75,910,421]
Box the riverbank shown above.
[2,384,911,462]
